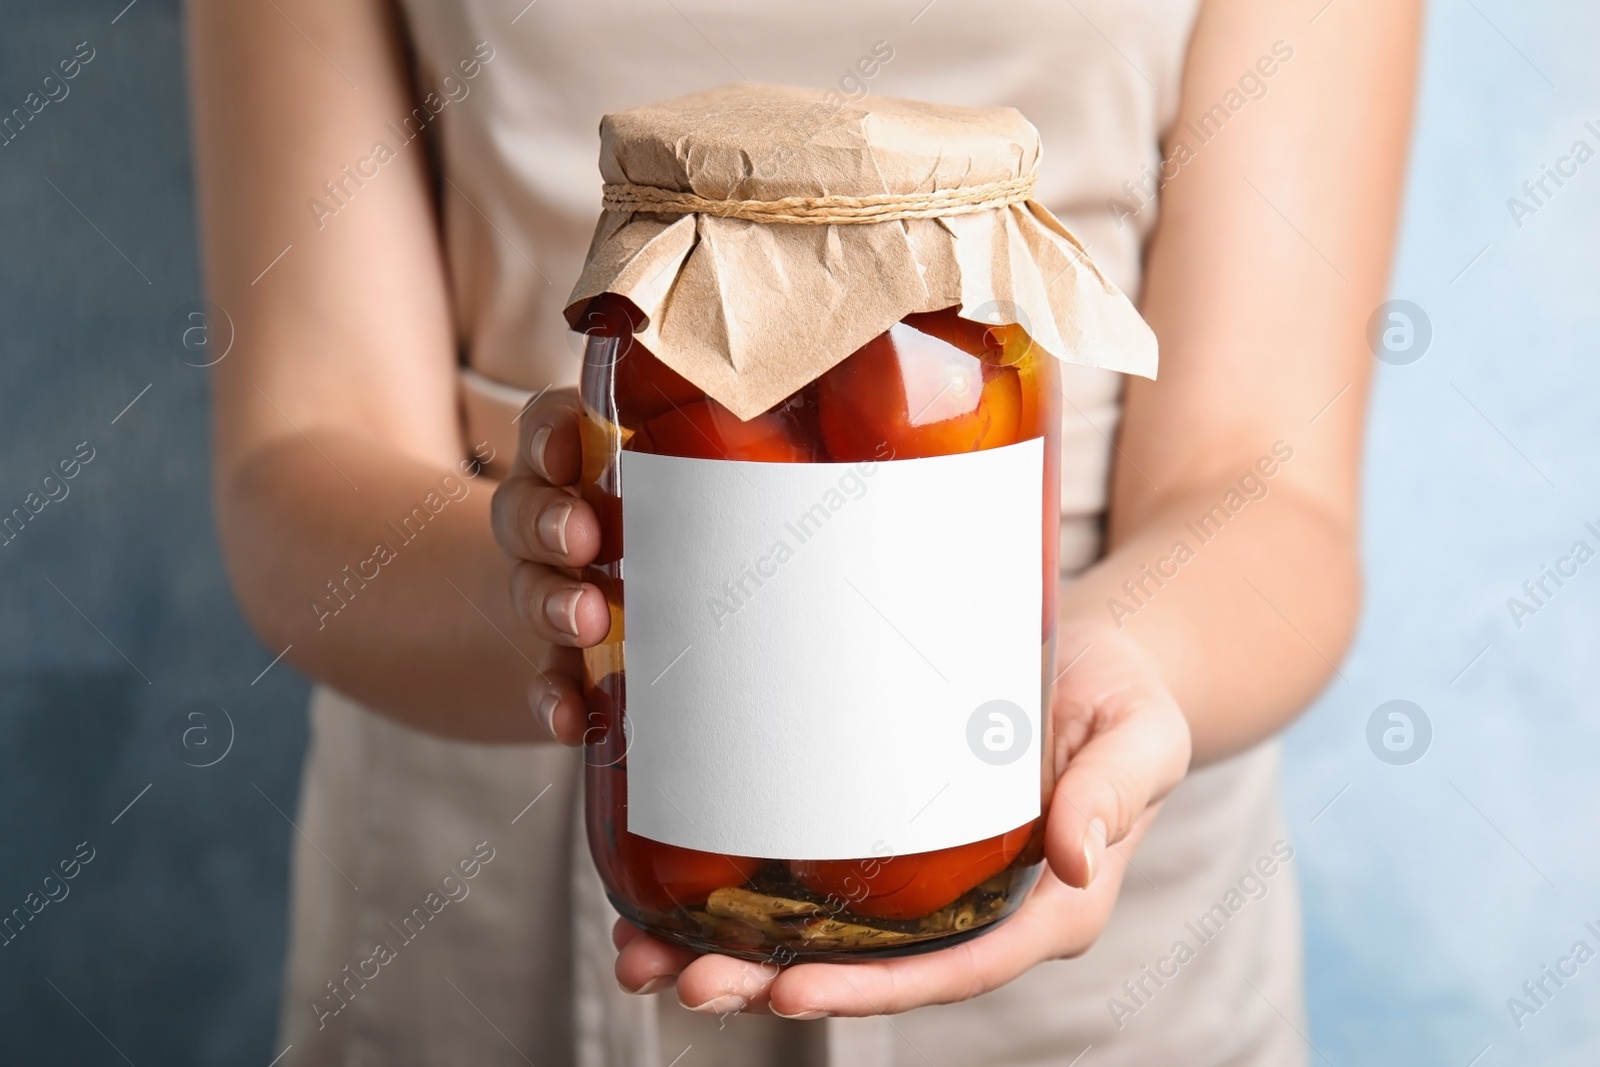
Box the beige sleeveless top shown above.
[277,3,1307,1065]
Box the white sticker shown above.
[619,439,1043,860]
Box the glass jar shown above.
[577,295,1061,962]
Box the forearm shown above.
[1060,465,1358,765]
[218,431,546,743]
[1062,0,1419,765]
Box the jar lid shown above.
[567,83,1156,419]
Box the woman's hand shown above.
[612,623,1192,1017]
[490,388,611,741]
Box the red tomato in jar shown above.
[790,822,1035,921]
[613,346,704,427]
[898,308,1008,359]
[588,766,762,912]
[629,398,811,462]
[575,295,704,425]
[817,311,1023,461]
[621,835,763,912]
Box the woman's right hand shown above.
[490,388,611,743]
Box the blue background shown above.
[1,1,1597,1063]
[1284,2,1600,1065]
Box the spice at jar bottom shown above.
[566,83,1156,961]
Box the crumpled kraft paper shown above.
[566,83,1157,420]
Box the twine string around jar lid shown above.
[600,172,1036,225]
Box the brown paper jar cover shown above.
[565,82,1157,419]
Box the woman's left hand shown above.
[613,622,1193,1018]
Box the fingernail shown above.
[623,976,674,996]
[534,688,560,737]
[685,993,747,1015]
[1083,818,1107,886]
[545,586,584,637]
[536,501,573,556]
[528,424,553,481]
[772,1006,831,1021]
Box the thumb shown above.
[1045,696,1189,890]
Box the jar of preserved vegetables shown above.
[567,84,1156,962]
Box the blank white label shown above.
[619,439,1043,860]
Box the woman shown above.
[190,0,1418,1063]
